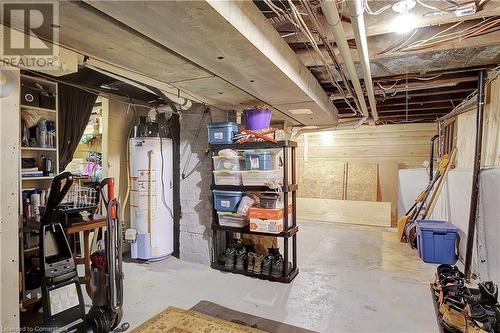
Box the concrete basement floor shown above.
[111,220,438,333]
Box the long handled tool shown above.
[423,147,457,219]
[397,190,426,241]
[403,155,452,247]
[397,154,450,242]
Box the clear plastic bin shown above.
[213,170,242,185]
[217,212,248,228]
[241,169,282,187]
[245,151,276,171]
[212,156,241,171]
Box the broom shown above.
[397,154,450,242]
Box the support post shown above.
[464,70,486,279]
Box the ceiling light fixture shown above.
[392,0,416,14]
[391,0,417,34]
[391,13,417,34]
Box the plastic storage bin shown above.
[213,171,241,186]
[245,151,276,171]
[260,193,280,209]
[213,156,241,171]
[213,190,243,212]
[217,212,248,228]
[416,220,458,264]
[237,196,255,216]
[241,169,282,187]
[243,108,272,131]
[207,122,239,144]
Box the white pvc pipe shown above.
[320,0,369,118]
[291,116,368,139]
[348,0,379,122]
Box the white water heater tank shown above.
[129,137,173,260]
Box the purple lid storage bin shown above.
[243,108,272,131]
[416,220,458,265]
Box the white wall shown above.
[0,68,21,328]
[397,168,429,218]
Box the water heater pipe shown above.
[147,150,154,237]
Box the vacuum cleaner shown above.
[86,177,127,332]
[40,172,127,332]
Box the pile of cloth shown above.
[433,264,500,333]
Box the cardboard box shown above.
[248,205,292,219]
[249,205,293,234]
[250,213,292,234]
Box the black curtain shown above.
[166,113,181,258]
[58,83,98,170]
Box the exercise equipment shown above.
[40,173,127,332]
[40,172,86,331]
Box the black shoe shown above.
[261,255,273,276]
[224,248,236,270]
[494,303,500,333]
[247,252,255,272]
[253,254,263,274]
[235,248,247,271]
[271,254,283,278]
[479,281,498,306]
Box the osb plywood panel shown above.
[297,198,391,227]
[299,160,345,199]
[346,163,378,201]
[377,160,399,224]
[297,123,437,226]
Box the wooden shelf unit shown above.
[18,74,59,307]
[209,140,299,283]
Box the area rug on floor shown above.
[191,301,316,333]
[131,306,265,333]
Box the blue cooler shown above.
[213,190,243,212]
[416,220,458,264]
[245,151,275,170]
[208,122,239,144]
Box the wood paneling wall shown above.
[296,123,437,225]
[456,75,500,168]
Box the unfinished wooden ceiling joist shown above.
[256,0,500,123]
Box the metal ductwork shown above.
[320,0,370,119]
[347,0,379,122]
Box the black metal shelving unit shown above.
[209,140,299,283]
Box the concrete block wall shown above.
[179,104,228,264]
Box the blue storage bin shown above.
[245,151,275,170]
[416,220,458,264]
[207,122,239,144]
[213,190,243,212]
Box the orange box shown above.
[248,205,292,220]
